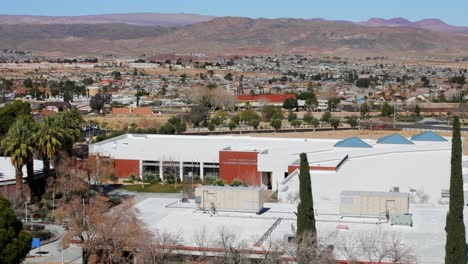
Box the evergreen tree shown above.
[0,195,32,264]
[445,116,467,264]
[415,105,421,117]
[296,153,317,244]
[270,118,282,131]
[90,94,105,113]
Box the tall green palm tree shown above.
[36,116,65,180]
[56,108,83,154]
[2,117,36,199]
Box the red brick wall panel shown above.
[219,151,260,186]
[113,159,140,178]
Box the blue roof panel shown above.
[377,134,414,145]
[410,131,448,142]
[334,137,372,148]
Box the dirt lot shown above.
[84,115,168,130]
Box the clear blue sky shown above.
[3,0,468,26]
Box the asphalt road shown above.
[185,126,350,135]
[23,225,82,264]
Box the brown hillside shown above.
[1,17,468,56]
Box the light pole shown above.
[25,201,28,224]
[358,103,361,130]
[87,119,91,145]
[61,242,64,264]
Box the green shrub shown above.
[230,178,243,187]
[203,177,215,185]
[42,191,52,201]
[214,179,225,186]
[108,173,119,183]
[193,175,201,182]
[30,230,52,241]
[164,174,180,184]
[271,191,278,201]
[143,173,159,184]
[24,224,45,231]
[108,197,123,207]
[95,131,125,142]
[130,173,138,183]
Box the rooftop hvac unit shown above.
[391,213,413,227]
[195,186,264,213]
[283,234,296,244]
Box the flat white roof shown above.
[340,190,409,197]
[92,134,455,205]
[0,157,44,184]
[90,134,451,166]
[136,197,467,264]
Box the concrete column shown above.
[159,160,163,180]
[200,162,204,180]
[179,161,184,181]
[139,160,143,180]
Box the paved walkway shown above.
[108,188,181,203]
[23,225,82,264]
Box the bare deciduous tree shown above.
[139,230,183,264]
[334,233,359,263]
[335,230,417,264]
[256,237,284,264]
[284,230,336,264]
[192,225,212,261]
[212,226,250,264]
[60,198,149,264]
[53,152,89,213]
[286,191,300,204]
[386,232,418,264]
[81,154,115,187]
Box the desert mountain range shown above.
[0,13,467,57]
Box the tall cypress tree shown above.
[296,153,317,244]
[445,116,467,264]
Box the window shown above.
[204,163,219,179]
[163,161,180,178]
[183,162,201,179]
[142,161,159,177]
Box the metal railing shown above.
[254,217,282,247]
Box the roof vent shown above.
[377,134,414,145]
[410,131,447,142]
[334,137,372,148]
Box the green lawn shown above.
[123,183,185,193]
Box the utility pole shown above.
[358,103,361,130]
[52,184,55,219]
[393,102,396,129]
[82,198,85,227]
